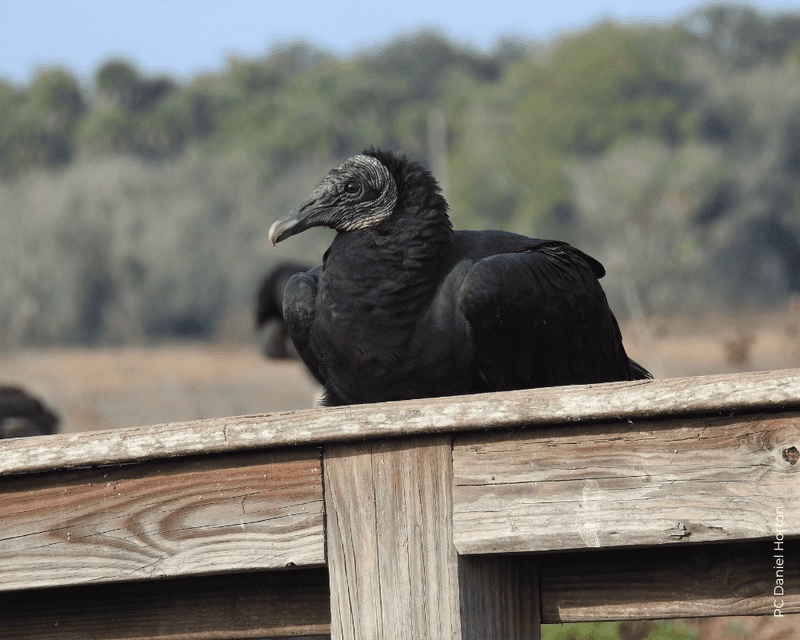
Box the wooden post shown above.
[324,436,461,640]
[323,436,542,640]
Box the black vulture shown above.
[255,261,313,359]
[269,148,651,406]
[0,386,60,438]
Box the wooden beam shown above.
[3,369,799,476]
[2,540,794,638]
[453,412,799,554]
[541,539,800,621]
[0,449,325,591]
[0,568,331,639]
[459,555,540,640]
[323,437,462,640]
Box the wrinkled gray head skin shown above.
[269,154,398,245]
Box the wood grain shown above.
[453,412,800,554]
[324,437,461,640]
[541,540,800,621]
[0,449,324,591]
[2,369,799,476]
[0,568,331,639]
[2,368,799,636]
[459,555,541,640]
[1,542,793,637]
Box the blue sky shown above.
[1,0,798,87]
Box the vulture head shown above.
[269,153,399,245]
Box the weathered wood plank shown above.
[0,568,331,639]
[459,555,541,640]
[541,540,800,621]
[0,449,324,591]
[3,369,799,476]
[324,437,462,640]
[453,412,799,554]
[4,542,788,638]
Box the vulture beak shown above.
[269,188,335,246]
[268,212,301,246]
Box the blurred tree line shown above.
[0,35,515,176]
[1,5,800,346]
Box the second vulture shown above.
[269,148,650,406]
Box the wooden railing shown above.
[1,369,798,639]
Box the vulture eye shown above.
[344,181,361,194]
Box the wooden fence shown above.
[1,369,798,639]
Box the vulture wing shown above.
[282,265,331,389]
[457,240,636,391]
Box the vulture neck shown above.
[325,202,453,318]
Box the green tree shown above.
[96,60,140,109]
[27,69,87,130]
[73,107,139,153]
[0,81,22,116]
[0,70,86,172]
[446,23,692,234]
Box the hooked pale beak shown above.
[269,214,300,246]
[269,186,336,246]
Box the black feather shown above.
[255,261,313,359]
[273,149,651,405]
[0,386,59,438]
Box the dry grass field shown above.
[0,342,320,434]
[1,303,799,435]
[621,302,800,380]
